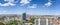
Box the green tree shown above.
[6,20,18,25]
[29,18,35,24]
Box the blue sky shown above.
[0,0,60,15]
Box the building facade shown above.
[22,13,26,20]
[34,16,58,25]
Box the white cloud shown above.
[8,3,16,6]
[27,4,37,8]
[44,0,52,7]
[0,3,2,5]
[4,0,14,3]
[0,3,16,6]
[0,0,16,6]
[45,2,52,7]
[20,0,31,6]
[14,0,20,3]
[0,3,9,6]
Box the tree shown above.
[0,22,5,25]
[29,18,35,24]
[6,20,18,25]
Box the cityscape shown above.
[0,13,60,25]
[0,0,60,25]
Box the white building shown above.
[34,16,58,25]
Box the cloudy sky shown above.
[0,0,60,15]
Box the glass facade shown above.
[22,13,26,20]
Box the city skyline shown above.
[0,0,60,15]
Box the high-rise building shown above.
[22,12,26,20]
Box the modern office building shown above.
[22,12,26,20]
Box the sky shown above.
[0,0,60,15]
